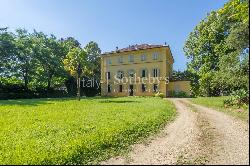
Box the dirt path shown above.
[101,98,249,165]
[183,99,249,165]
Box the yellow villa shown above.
[100,44,190,97]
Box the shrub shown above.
[168,91,189,98]
[223,89,249,108]
[154,92,164,98]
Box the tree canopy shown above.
[0,28,101,99]
[184,0,249,96]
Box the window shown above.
[129,55,134,62]
[141,69,147,77]
[118,57,123,63]
[152,53,159,60]
[117,71,124,79]
[141,84,146,92]
[153,68,159,77]
[128,69,135,77]
[106,72,111,79]
[106,59,112,65]
[119,85,123,92]
[107,84,111,93]
[141,54,146,61]
[153,84,158,92]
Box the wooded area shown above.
[0,28,101,99]
[184,0,249,98]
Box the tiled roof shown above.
[102,44,169,55]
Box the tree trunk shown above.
[47,73,53,91]
[24,76,28,90]
[77,63,82,101]
[77,74,81,101]
[23,67,28,91]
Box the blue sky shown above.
[0,0,228,71]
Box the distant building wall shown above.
[167,81,191,96]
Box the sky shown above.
[0,0,228,71]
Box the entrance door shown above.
[129,85,134,96]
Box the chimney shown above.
[116,46,119,51]
[164,42,167,46]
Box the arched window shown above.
[153,68,160,77]
[128,69,135,78]
[141,68,148,78]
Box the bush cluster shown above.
[168,91,189,98]
[154,92,165,98]
[223,89,249,108]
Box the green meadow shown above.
[191,97,249,122]
[0,97,176,164]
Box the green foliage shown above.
[63,47,88,100]
[171,70,192,81]
[63,47,87,77]
[184,0,249,97]
[84,41,101,79]
[0,97,176,164]
[168,91,189,98]
[0,28,101,98]
[224,89,249,107]
[191,96,249,121]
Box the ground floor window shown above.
[142,84,146,92]
[153,84,158,92]
[119,85,123,92]
[107,84,111,93]
[142,69,147,77]
[106,72,111,79]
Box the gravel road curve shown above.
[101,98,249,165]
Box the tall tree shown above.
[32,31,65,90]
[84,41,101,79]
[63,47,88,100]
[13,29,35,90]
[0,28,15,78]
[184,0,249,96]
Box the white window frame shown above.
[106,59,112,65]
[153,53,159,60]
[141,54,146,61]
[129,55,134,62]
[128,69,135,78]
[118,57,123,63]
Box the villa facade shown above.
[100,44,190,97]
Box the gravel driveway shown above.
[101,98,249,165]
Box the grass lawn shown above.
[190,97,249,122]
[0,97,176,164]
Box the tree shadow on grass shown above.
[0,97,76,106]
[98,100,140,104]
